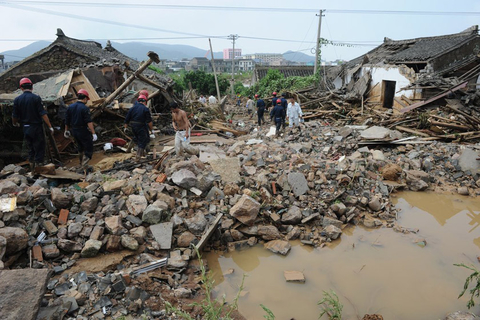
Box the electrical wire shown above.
[1,2,479,16]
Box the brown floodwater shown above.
[205,192,480,319]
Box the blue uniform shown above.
[125,102,152,149]
[272,97,279,107]
[278,97,288,128]
[12,91,47,163]
[256,99,266,126]
[66,101,94,159]
[270,104,285,135]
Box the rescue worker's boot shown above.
[136,148,144,161]
[78,152,84,166]
[29,162,35,174]
[81,155,92,174]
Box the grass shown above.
[260,304,275,319]
[165,246,246,320]
[318,290,343,320]
[455,263,480,309]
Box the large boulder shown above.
[287,172,309,197]
[281,206,302,225]
[51,188,72,209]
[171,169,198,189]
[229,194,260,226]
[0,227,28,255]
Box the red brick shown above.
[32,245,43,262]
[58,209,69,225]
[156,173,167,183]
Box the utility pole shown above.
[313,10,324,75]
[228,34,239,98]
[208,38,221,103]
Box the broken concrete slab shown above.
[209,157,241,184]
[284,270,305,283]
[287,172,309,197]
[150,222,173,250]
[198,145,226,163]
[264,240,291,255]
[458,148,480,174]
[360,126,391,140]
[0,268,51,320]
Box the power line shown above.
[2,2,480,16]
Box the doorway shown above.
[382,80,396,108]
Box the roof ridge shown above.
[384,25,478,44]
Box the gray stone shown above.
[172,169,198,189]
[281,206,302,225]
[458,148,480,174]
[444,311,477,320]
[360,126,391,140]
[174,288,192,298]
[130,226,147,244]
[142,205,166,225]
[0,236,5,261]
[90,226,104,240]
[150,222,173,249]
[371,150,385,161]
[67,222,83,238]
[323,217,343,229]
[102,180,126,192]
[126,195,148,216]
[205,187,225,200]
[120,234,139,251]
[42,244,60,259]
[408,179,429,191]
[0,227,28,255]
[185,213,208,233]
[264,240,291,255]
[324,225,342,240]
[229,194,260,226]
[338,127,353,138]
[287,172,309,197]
[330,202,347,215]
[81,239,102,258]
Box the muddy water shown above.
[206,192,480,319]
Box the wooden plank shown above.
[194,213,223,254]
[394,97,408,109]
[395,125,431,137]
[400,81,468,113]
[428,120,470,131]
[401,95,413,105]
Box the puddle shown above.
[206,192,480,319]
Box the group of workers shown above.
[244,91,303,136]
[12,78,196,173]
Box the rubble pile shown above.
[0,116,479,318]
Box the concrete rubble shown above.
[0,117,479,319]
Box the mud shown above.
[206,192,480,319]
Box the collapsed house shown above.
[334,25,480,110]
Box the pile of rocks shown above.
[0,120,479,319]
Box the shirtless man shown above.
[170,102,198,156]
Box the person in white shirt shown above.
[208,95,217,104]
[286,97,303,131]
[198,95,206,104]
[245,96,254,117]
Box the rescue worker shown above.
[139,89,149,100]
[286,97,303,132]
[255,94,266,126]
[208,94,217,104]
[124,95,154,161]
[198,95,207,104]
[246,96,254,117]
[279,93,288,129]
[12,77,54,171]
[271,91,278,109]
[270,100,285,137]
[170,102,198,157]
[64,89,97,171]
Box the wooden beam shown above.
[396,125,431,137]
[193,213,223,255]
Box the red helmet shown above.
[139,90,149,99]
[254,94,259,98]
[77,89,90,100]
[138,95,147,102]
[272,92,277,96]
[19,78,32,87]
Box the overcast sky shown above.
[0,0,479,61]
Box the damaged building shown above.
[334,25,480,110]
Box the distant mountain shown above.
[1,41,315,64]
[283,50,315,64]
[1,41,51,62]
